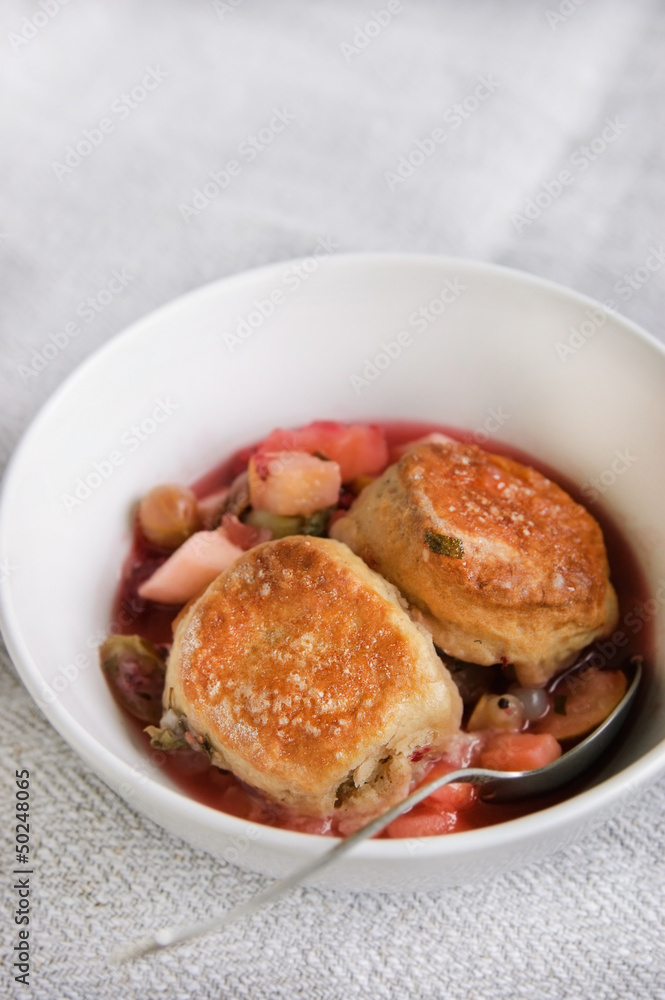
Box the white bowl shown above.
[2,254,664,891]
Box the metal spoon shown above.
[116,658,641,962]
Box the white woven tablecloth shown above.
[1,2,665,997]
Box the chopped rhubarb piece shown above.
[384,805,457,838]
[138,528,244,604]
[534,667,627,742]
[480,732,562,772]
[258,421,389,483]
[220,513,270,550]
[248,451,342,516]
[197,488,229,529]
[422,761,478,811]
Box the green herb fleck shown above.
[554,694,567,716]
[425,530,464,558]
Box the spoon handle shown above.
[115,766,497,962]
[115,659,642,962]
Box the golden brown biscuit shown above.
[331,442,618,686]
[163,536,462,818]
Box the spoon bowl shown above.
[476,656,643,802]
[118,658,642,961]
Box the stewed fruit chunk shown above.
[197,488,229,529]
[139,484,200,549]
[383,761,479,838]
[257,421,389,483]
[535,667,627,742]
[421,761,478,811]
[138,529,244,604]
[100,635,166,724]
[220,514,271,550]
[384,805,458,838]
[248,451,342,516]
[480,732,562,772]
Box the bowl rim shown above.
[2,251,665,862]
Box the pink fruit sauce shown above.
[109,422,651,838]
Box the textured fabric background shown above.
[1,2,665,998]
